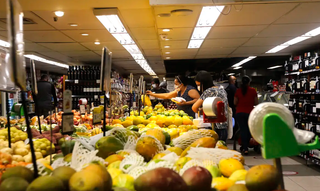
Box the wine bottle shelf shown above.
[71,95,96,98]
[65,79,100,83]
[285,68,320,76]
[291,111,320,118]
[292,92,320,95]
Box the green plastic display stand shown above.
[262,113,320,159]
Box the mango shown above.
[180,137,217,157]
[182,166,212,191]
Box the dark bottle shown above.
[303,100,310,115]
[293,99,297,112]
[97,66,101,81]
[316,76,320,93]
[315,53,320,69]
[299,56,304,72]
[93,66,97,80]
[70,66,74,80]
[304,52,311,71]
[295,118,302,130]
[292,57,299,72]
[292,79,297,93]
[302,78,309,93]
[80,66,84,80]
[84,83,88,95]
[67,66,71,80]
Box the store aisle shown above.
[243,153,320,191]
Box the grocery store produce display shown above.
[0,103,282,191]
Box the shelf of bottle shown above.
[291,111,320,117]
[71,95,100,98]
[292,92,320,95]
[285,68,320,76]
[65,79,100,83]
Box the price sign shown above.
[61,112,74,134]
[96,80,100,84]
[75,80,79,84]
[79,105,86,115]
[63,90,72,113]
[93,106,103,124]
[100,95,104,104]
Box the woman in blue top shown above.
[147,75,200,118]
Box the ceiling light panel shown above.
[232,56,256,67]
[188,6,224,49]
[267,65,282,69]
[95,9,156,76]
[24,55,69,68]
[266,25,320,54]
[233,66,242,70]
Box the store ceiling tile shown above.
[231,46,274,55]
[0,11,55,31]
[243,37,293,47]
[197,47,235,56]
[165,55,195,60]
[32,10,105,30]
[275,3,320,24]
[160,40,188,49]
[201,38,248,49]
[207,25,267,39]
[73,55,101,62]
[167,49,198,57]
[120,8,155,28]
[130,27,158,40]
[61,30,115,43]
[36,51,72,63]
[95,50,132,59]
[143,49,161,57]
[154,5,202,28]
[215,3,298,26]
[146,56,162,61]
[81,42,124,51]
[38,43,88,51]
[137,40,159,50]
[59,50,97,57]
[257,23,320,37]
[195,54,228,59]
[24,31,74,42]
[25,43,53,52]
[158,28,193,41]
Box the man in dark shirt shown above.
[225,76,237,116]
[150,78,167,107]
[35,75,57,117]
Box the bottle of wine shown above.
[316,76,320,93]
[67,66,71,80]
[70,66,74,80]
[299,56,304,72]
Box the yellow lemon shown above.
[219,158,245,177]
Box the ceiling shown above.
[0,0,320,76]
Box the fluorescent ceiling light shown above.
[165,52,170,54]
[165,39,170,41]
[54,11,64,17]
[267,65,283,70]
[24,55,69,68]
[0,39,10,48]
[94,41,100,45]
[69,23,78,27]
[266,25,320,53]
[164,45,170,48]
[283,36,310,46]
[152,75,158,78]
[233,66,242,70]
[266,45,288,53]
[162,29,171,32]
[188,6,224,49]
[228,73,235,76]
[232,56,256,67]
[95,10,156,76]
[188,39,204,49]
[166,57,171,59]
[81,33,89,36]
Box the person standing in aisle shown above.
[150,78,167,107]
[35,75,57,117]
[192,71,229,142]
[225,75,238,138]
[147,75,200,118]
[234,76,258,155]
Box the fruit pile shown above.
[0,127,28,143]
[33,138,55,157]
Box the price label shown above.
[96,80,100,84]
[100,95,104,104]
[79,105,86,115]
[75,80,79,84]
[263,94,267,101]
[94,95,98,99]
[62,113,74,134]
[93,106,103,124]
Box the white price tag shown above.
[62,113,74,134]
[80,105,86,114]
[96,80,100,84]
[75,80,79,84]
[94,95,98,99]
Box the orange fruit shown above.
[219,158,244,177]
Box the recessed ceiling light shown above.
[267,65,283,70]
[69,23,78,27]
[166,57,171,59]
[162,29,171,32]
[165,39,170,41]
[81,33,89,36]
[94,42,100,45]
[54,11,64,17]
[165,52,170,54]
[164,45,170,48]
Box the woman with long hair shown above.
[147,75,200,118]
[192,71,229,142]
[234,76,258,155]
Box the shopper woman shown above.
[234,76,258,155]
[147,75,200,118]
[192,71,229,142]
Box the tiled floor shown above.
[242,151,320,191]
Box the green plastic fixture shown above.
[262,113,320,159]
